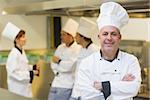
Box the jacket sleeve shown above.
[51,44,79,73]
[6,52,30,83]
[74,58,100,99]
[54,57,77,73]
[51,61,58,74]
[109,57,141,99]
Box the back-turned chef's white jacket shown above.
[76,43,99,66]
[6,47,33,97]
[51,42,81,88]
[75,50,141,100]
[71,43,99,98]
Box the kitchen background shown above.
[0,0,149,100]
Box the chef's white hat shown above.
[97,2,129,31]
[77,17,97,39]
[2,22,20,41]
[62,18,79,37]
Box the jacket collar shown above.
[99,49,121,62]
[68,40,74,47]
[15,45,22,54]
[85,41,93,49]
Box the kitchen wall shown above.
[122,18,150,41]
[0,15,149,51]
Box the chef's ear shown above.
[14,40,16,44]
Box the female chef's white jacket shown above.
[76,43,99,66]
[71,43,99,98]
[6,47,33,97]
[51,42,81,89]
[75,50,141,100]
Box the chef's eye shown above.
[111,32,118,36]
[102,32,108,36]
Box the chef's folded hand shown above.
[52,56,60,63]
[33,64,40,70]
[33,70,40,76]
[122,74,135,81]
[93,81,102,91]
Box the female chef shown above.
[2,22,39,97]
[70,17,99,100]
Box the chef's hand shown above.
[33,64,40,70]
[93,81,102,91]
[122,74,135,81]
[52,56,61,63]
[33,70,39,75]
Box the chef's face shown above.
[60,30,73,44]
[98,26,121,52]
[15,30,26,47]
[75,33,82,45]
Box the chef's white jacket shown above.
[6,47,33,97]
[71,43,99,98]
[75,50,141,100]
[76,43,99,66]
[51,42,81,88]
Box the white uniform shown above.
[76,43,99,66]
[6,47,33,97]
[49,42,81,100]
[51,42,81,88]
[75,50,141,100]
[71,43,99,98]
